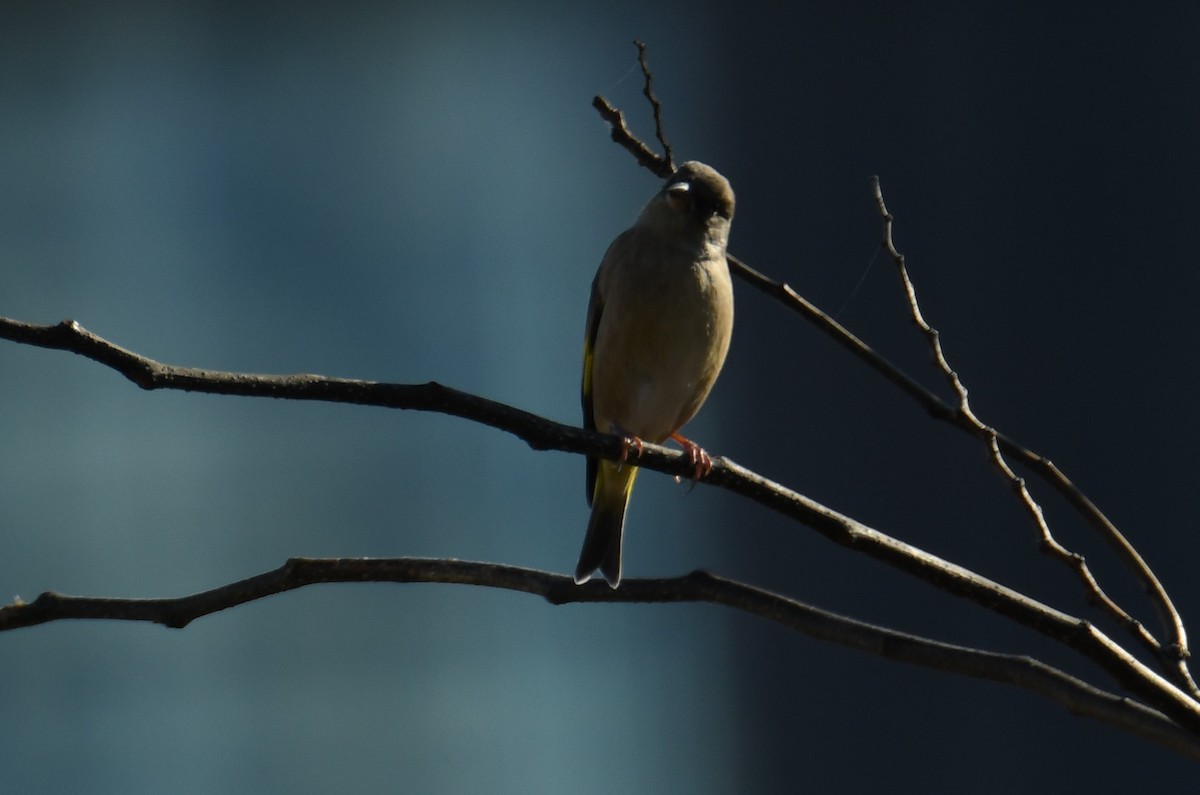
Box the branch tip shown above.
[632,39,674,172]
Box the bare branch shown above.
[1,557,1195,759]
[633,40,674,172]
[3,315,1199,733]
[2,317,1200,734]
[870,175,1198,697]
[0,316,615,466]
[726,180,1188,679]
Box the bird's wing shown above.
[582,264,604,507]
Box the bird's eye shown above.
[666,182,692,212]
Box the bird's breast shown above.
[590,253,733,442]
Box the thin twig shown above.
[2,315,1200,733]
[0,557,1196,759]
[870,175,1198,699]
[633,40,674,172]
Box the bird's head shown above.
[638,161,735,246]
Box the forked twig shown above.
[592,42,676,178]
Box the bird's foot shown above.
[670,432,713,484]
[617,434,645,468]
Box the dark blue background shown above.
[3,1,1198,791]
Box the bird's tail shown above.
[574,461,639,588]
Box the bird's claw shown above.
[618,434,645,466]
[670,433,713,485]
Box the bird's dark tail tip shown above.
[574,500,624,588]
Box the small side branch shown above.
[870,175,1197,698]
[591,95,671,178]
[1,557,1195,759]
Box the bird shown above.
[575,161,736,588]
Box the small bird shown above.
[575,161,736,588]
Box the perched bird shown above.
[575,161,736,588]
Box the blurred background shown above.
[3,1,1200,791]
